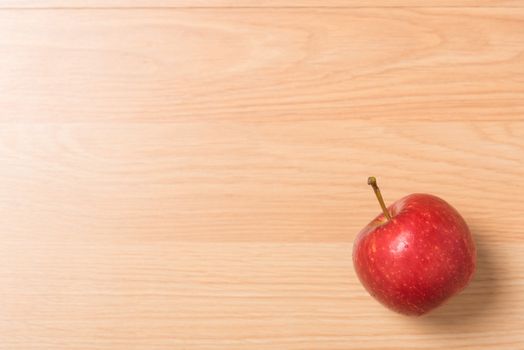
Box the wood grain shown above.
[1,9,524,122]
[0,121,522,243]
[1,4,524,350]
[1,1,524,8]
[1,241,522,349]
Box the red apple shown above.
[353,177,476,316]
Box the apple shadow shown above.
[416,225,501,331]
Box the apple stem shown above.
[368,177,392,221]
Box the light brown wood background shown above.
[1,1,523,349]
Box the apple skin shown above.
[353,193,476,316]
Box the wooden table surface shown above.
[1,1,524,349]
